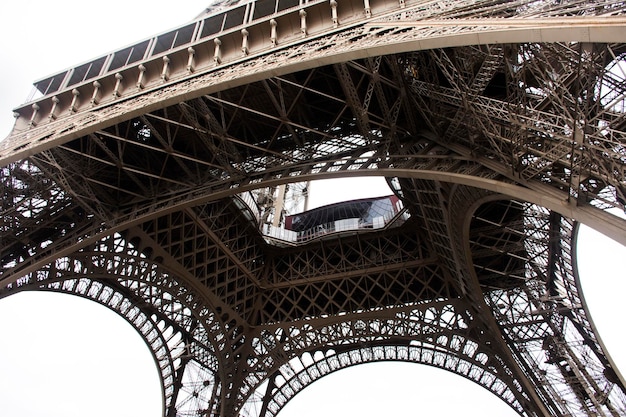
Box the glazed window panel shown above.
[252,0,277,20]
[127,40,150,65]
[277,0,300,12]
[66,57,107,87]
[200,14,225,38]
[109,46,133,71]
[172,24,196,48]
[152,31,177,55]
[108,41,150,71]
[34,74,65,95]
[223,6,246,30]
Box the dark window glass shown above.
[67,65,89,87]
[108,41,150,72]
[84,57,106,79]
[253,0,276,20]
[200,14,224,38]
[152,31,177,55]
[127,40,150,64]
[35,75,65,95]
[277,0,299,12]
[67,57,107,87]
[223,6,246,30]
[109,46,134,71]
[172,24,196,48]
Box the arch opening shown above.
[575,212,626,377]
[0,291,162,417]
[467,197,626,414]
[277,362,518,417]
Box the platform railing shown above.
[10,0,414,132]
[262,198,408,245]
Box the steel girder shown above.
[2,1,626,416]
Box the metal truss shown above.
[2,1,626,416]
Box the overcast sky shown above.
[0,2,624,417]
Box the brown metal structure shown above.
[2,1,626,416]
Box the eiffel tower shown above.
[2,1,626,416]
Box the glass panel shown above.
[108,46,134,71]
[277,0,299,12]
[172,24,196,48]
[85,57,107,80]
[109,41,150,72]
[223,6,246,30]
[200,14,225,38]
[66,57,107,87]
[253,0,276,20]
[67,65,89,87]
[34,74,65,95]
[152,31,177,55]
[127,40,150,65]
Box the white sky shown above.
[0,2,624,417]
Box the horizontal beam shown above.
[3,166,625,292]
[3,5,625,165]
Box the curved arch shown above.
[239,300,536,417]
[245,343,524,417]
[4,167,625,294]
[29,283,171,416]
[2,242,230,417]
[277,361,518,416]
[5,7,626,163]
[572,222,626,392]
[461,194,626,415]
[32,275,214,417]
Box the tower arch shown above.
[243,323,530,416]
[3,1,626,416]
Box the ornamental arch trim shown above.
[243,342,526,417]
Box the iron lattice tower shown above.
[2,1,626,416]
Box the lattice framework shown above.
[2,1,626,416]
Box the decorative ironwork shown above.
[2,1,626,416]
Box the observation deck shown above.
[8,0,381,139]
[3,1,626,416]
[249,194,408,244]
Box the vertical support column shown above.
[113,73,123,98]
[48,96,59,120]
[137,64,146,90]
[303,181,310,211]
[272,184,287,228]
[69,89,80,113]
[241,29,249,56]
[299,9,307,37]
[270,19,278,47]
[363,0,371,17]
[330,0,338,28]
[29,103,39,127]
[214,38,222,64]
[187,47,195,73]
[161,56,170,81]
[91,81,101,106]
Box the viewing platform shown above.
[238,192,408,244]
